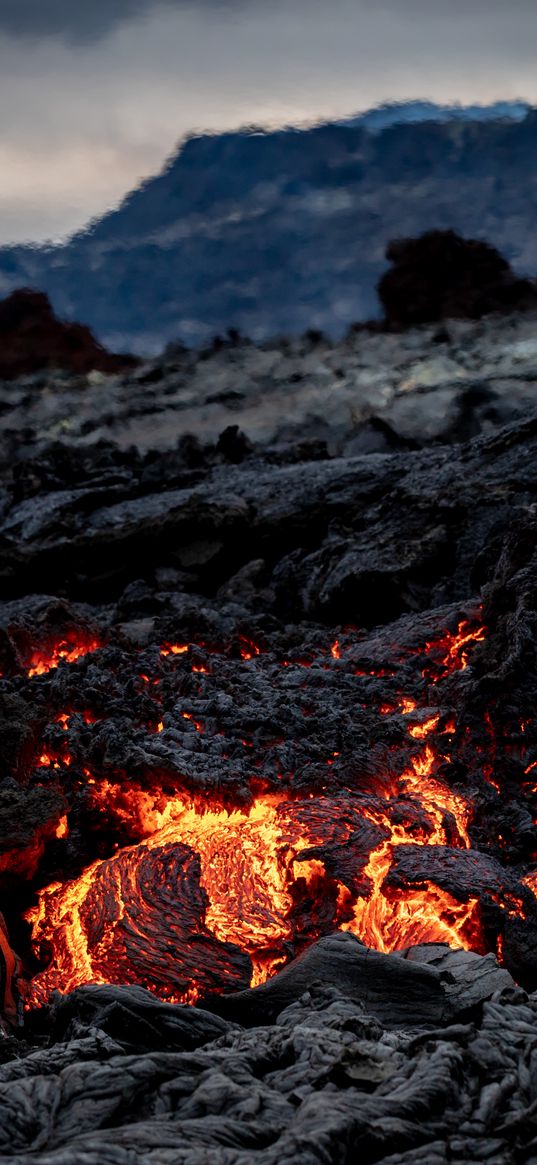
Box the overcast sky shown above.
[1,0,536,245]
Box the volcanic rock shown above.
[0,288,137,379]
[378,229,537,327]
[3,310,537,1161]
[200,931,512,1027]
[0,944,531,1165]
[3,308,537,461]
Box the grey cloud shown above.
[0,0,247,43]
[1,0,536,44]
[0,1,173,42]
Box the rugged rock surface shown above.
[1,401,537,617]
[2,309,537,458]
[0,940,532,1165]
[0,289,136,379]
[2,314,537,1159]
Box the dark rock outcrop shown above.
[0,289,137,379]
[378,230,537,327]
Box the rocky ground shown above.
[0,938,529,1165]
[2,310,537,1161]
[2,310,537,459]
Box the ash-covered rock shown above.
[2,308,537,459]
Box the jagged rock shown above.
[3,413,537,616]
[201,933,513,1027]
[48,983,236,1050]
[0,289,137,379]
[400,944,514,1015]
[0,953,530,1164]
[2,309,537,458]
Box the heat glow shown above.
[27,639,101,677]
[25,617,491,1007]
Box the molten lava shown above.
[26,795,317,1004]
[23,614,497,1008]
[27,638,101,677]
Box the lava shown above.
[22,612,497,1009]
[25,794,316,1005]
[340,744,477,953]
[26,638,101,677]
[409,714,441,739]
[25,738,479,1005]
[422,620,487,680]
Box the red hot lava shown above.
[26,638,101,677]
[22,618,515,1008]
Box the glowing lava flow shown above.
[25,795,316,1006]
[338,621,486,955]
[341,744,481,954]
[24,614,490,1007]
[27,638,101,677]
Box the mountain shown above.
[342,99,530,132]
[1,102,537,354]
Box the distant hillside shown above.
[0,101,536,354]
[343,99,529,132]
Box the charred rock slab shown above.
[201,932,511,1028]
[2,411,537,623]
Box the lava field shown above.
[6,606,534,1011]
[3,393,537,1162]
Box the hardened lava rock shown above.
[0,937,531,1165]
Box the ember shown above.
[27,639,101,677]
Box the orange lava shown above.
[339,743,479,953]
[523,872,537,897]
[423,620,486,679]
[409,714,441,739]
[442,622,486,672]
[26,733,481,1005]
[27,639,101,677]
[240,638,261,660]
[25,611,494,1007]
[25,794,315,1005]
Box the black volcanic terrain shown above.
[1,266,537,1159]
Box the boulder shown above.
[378,230,537,327]
[0,289,137,379]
